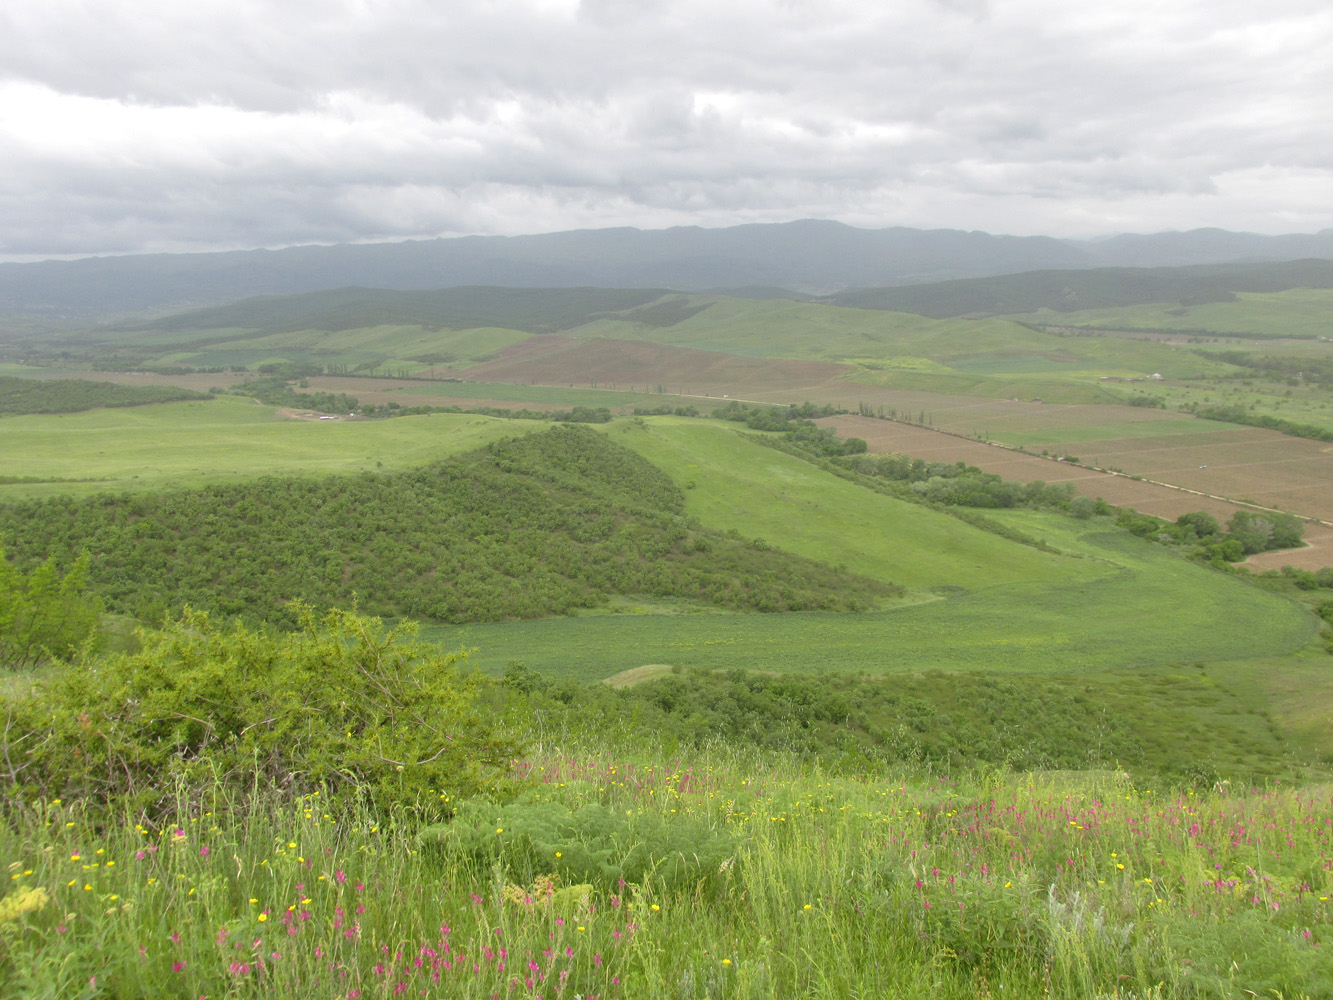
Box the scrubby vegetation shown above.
[0,601,1330,997]
[0,376,207,415]
[0,545,101,670]
[7,606,521,816]
[0,426,893,625]
[1114,506,1307,563]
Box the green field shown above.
[573,297,1232,380]
[168,323,533,371]
[598,418,1102,590]
[0,396,540,497]
[1021,288,1333,339]
[428,513,1314,681]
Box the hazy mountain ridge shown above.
[829,258,1333,318]
[3,220,1332,325]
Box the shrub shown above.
[6,605,524,817]
[0,546,102,671]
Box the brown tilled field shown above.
[298,377,572,411]
[458,337,851,394]
[818,415,1251,523]
[1029,428,1333,523]
[744,383,1200,434]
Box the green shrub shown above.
[7,605,524,817]
[0,545,102,671]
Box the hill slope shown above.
[0,425,894,624]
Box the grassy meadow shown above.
[6,753,1333,999]
[598,418,1099,590]
[0,396,542,498]
[427,550,1313,684]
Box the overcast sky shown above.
[2,0,1331,260]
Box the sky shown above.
[2,0,1331,261]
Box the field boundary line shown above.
[847,414,1333,529]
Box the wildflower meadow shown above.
[3,747,1332,999]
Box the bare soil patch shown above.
[1031,429,1333,523]
[742,384,1196,434]
[459,337,851,395]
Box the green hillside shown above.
[830,258,1333,319]
[599,418,1101,590]
[569,297,1234,382]
[430,512,1315,681]
[0,425,893,625]
[161,324,532,372]
[1019,287,1333,339]
[117,286,673,335]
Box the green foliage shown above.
[1226,509,1305,554]
[1191,402,1333,443]
[0,376,207,415]
[1115,508,1171,542]
[503,664,1302,783]
[0,545,101,670]
[8,605,524,815]
[0,425,891,624]
[424,793,742,894]
[1158,909,1333,999]
[843,452,1077,511]
[229,374,359,414]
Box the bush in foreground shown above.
[5,605,524,816]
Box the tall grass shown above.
[4,740,1332,998]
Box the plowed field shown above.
[459,336,851,394]
[819,415,1252,523]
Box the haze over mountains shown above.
[4,220,1333,325]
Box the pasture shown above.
[598,418,1105,590]
[428,515,1314,682]
[0,396,537,497]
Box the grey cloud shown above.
[0,0,1330,257]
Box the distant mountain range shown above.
[3,220,1333,325]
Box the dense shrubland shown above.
[0,426,893,626]
[0,376,207,415]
